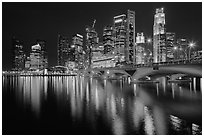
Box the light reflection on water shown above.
[3,76,202,135]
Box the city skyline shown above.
[2,2,202,70]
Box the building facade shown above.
[103,25,114,54]
[126,10,136,64]
[12,37,25,71]
[153,8,166,63]
[57,34,69,66]
[113,10,136,65]
[176,38,188,60]
[85,26,99,68]
[113,14,127,63]
[72,34,84,69]
[29,44,43,70]
[136,32,145,64]
[166,32,176,61]
[36,40,48,68]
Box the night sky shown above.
[2,2,202,70]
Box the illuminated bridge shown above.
[81,59,202,81]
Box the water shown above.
[2,76,202,135]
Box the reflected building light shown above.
[44,77,48,100]
[24,77,31,106]
[71,87,76,119]
[80,79,83,101]
[192,123,202,135]
[144,106,155,135]
[200,78,202,94]
[121,98,124,109]
[179,86,183,96]
[76,77,79,97]
[133,84,137,96]
[31,77,41,118]
[95,86,99,111]
[193,78,196,93]
[86,82,89,103]
[172,83,175,99]
[111,94,117,118]
[128,77,131,84]
[120,80,123,91]
[66,77,69,97]
[162,77,166,93]
[189,82,192,93]
[156,83,159,96]
[169,115,182,131]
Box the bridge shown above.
[80,59,202,82]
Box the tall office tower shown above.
[11,37,25,71]
[57,34,69,66]
[72,34,84,69]
[177,38,188,60]
[166,32,176,61]
[136,32,145,64]
[85,25,99,67]
[29,43,44,70]
[36,40,48,68]
[126,10,136,64]
[153,7,166,63]
[113,9,136,64]
[113,14,127,63]
[103,25,114,54]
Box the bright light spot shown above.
[189,42,196,48]
[114,19,123,23]
[173,47,178,50]
[147,38,152,43]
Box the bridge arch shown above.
[132,64,202,82]
[103,69,131,79]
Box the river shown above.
[2,75,202,135]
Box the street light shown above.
[147,38,152,43]
[188,42,196,61]
[173,46,178,62]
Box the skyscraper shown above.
[36,40,48,68]
[136,32,145,64]
[113,14,126,63]
[113,9,136,64]
[153,7,166,63]
[12,37,25,71]
[166,32,176,61]
[85,24,99,68]
[29,43,43,70]
[72,34,84,69]
[103,25,114,54]
[126,10,136,64]
[57,34,69,66]
[177,38,188,60]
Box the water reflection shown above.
[2,75,202,135]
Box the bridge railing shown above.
[91,58,202,70]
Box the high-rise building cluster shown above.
[12,37,26,71]
[11,7,198,71]
[25,40,48,71]
[12,37,48,71]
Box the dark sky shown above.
[2,2,202,70]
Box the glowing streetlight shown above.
[189,42,195,48]
[188,42,196,61]
[147,38,152,43]
[173,46,178,50]
[143,52,147,56]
